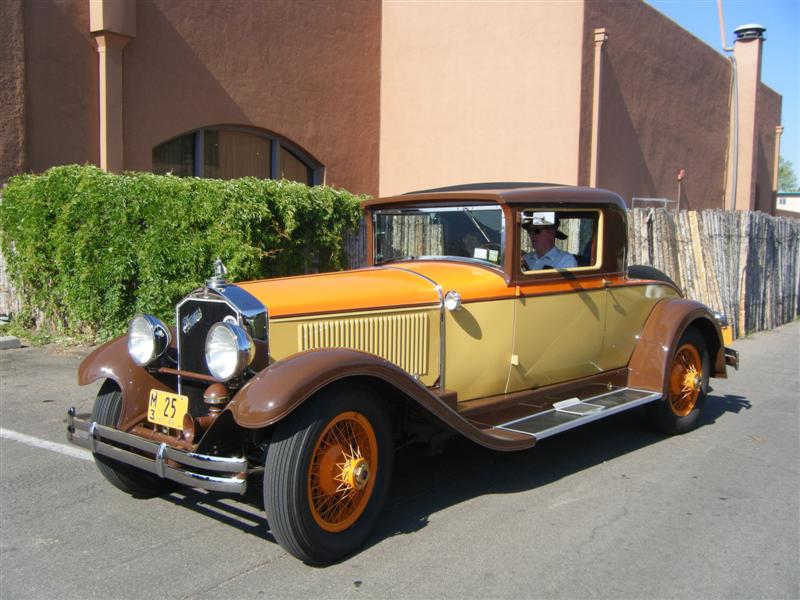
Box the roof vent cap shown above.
[734,24,766,41]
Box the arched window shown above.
[152,127,321,185]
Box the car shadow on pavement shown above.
[699,393,751,426]
[366,392,752,553]
[159,485,275,543]
[151,392,751,562]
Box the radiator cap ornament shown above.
[206,257,228,290]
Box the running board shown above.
[496,388,661,441]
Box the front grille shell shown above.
[175,286,268,390]
[177,298,238,375]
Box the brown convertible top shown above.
[362,183,628,210]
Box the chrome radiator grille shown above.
[298,312,429,376]
[177,298,237,375]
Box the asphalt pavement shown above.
[0,321,798,599]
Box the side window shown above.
[520,210,600,273]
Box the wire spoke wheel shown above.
[648,328,709,435]
[668,343,703,417]
[307,411,379,532]
[263,386,392,564]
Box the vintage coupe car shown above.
[67,183,738,564]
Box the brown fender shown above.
[227,348,534,452]
[77,335,170,431]
[628,298,727,396]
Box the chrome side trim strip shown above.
[67,409,247,495]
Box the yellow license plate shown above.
[147,389,189,430]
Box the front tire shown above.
[648,328,709,434]
[263,385,393,564]
[91,381,176,498]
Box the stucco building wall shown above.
[0,0,27,184]
[379,1,585,197]
[23,0,99,175]
[123,0,381,195]
[2,0,783,211]
[583,0,731,209]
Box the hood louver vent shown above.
[298,312,429,376]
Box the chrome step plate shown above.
[496,387,661,440]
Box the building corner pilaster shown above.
[589,27,607,189]
[90,0,136,173]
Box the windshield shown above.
[373,205,505,267]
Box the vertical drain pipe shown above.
[718,0,738,210]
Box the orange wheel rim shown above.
[669,343,702,417]
[307,411,378,533]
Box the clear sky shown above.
[647,0,800,179]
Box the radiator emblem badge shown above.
[182,307,202,334]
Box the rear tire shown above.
[263,384,393,565]
[91,381,176,498]
[648,329,709,435]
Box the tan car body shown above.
[69,183,738,563]
[77,185,729,453]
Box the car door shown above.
[506,208,608,392]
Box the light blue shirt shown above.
[522,246,577,271]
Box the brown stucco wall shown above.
[755,83,782,214]
[122,0,380,195]
[582,0,731,209]
[379,1,585,197]
[23,0,99,174]
[0,0,27,184]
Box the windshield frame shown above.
[370,204,507,270]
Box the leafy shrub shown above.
[0,165,365,341]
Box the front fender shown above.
[78,335,170,430]
[227,348,534,451]
[628,298,726,396]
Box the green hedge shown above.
[0,165,365,341]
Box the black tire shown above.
[648,328,709,435]
[91,380,176,498]
[263,384,393,565]
[627,264,678,288]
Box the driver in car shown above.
[522,217,577,271]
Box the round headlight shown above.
[205,322,255,381]
[128,314,171,366]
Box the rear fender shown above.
[227,348,533,451]
[628,298,726,396]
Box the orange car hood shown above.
[236,262,510,318]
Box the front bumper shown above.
[67,408,247,494]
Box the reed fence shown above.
[345,208,799,340]
[627,208,800,339]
